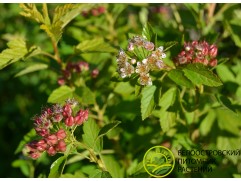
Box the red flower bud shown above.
[75,110,89,125]
[97,6,105,14]
[209,59,217,67]
[36,139,48,152]
[91,69,99,78]
[209,45,218,58]
[144,42,154,51]
[58,78,65,85]
[29,151,42,159]
[47,146,56,156]
[56,129,67,140]
[63,104,72,117]
[56,140,66,152]
[65,116,74,127]
[46,134,58,145]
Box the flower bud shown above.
[97,6,105,14]
[65,116,74,127]
[209,45,218,58]
[144,42,154,51]
[47,146,56,156]
[209,59,217,67]
[128,43,134,51]
[63,104,72,117]
[56,140,66,152]
[75,110,89,125]
[29,151,42,159]
[46,134,58,145]
[52,114,63,122]
[91,69,99,78]
[56,129,67,140]
[57,78,65,85]
[36,139,48,152]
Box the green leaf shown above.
[48,85,74,104]
[90,169,112,178]
[75,86,95,105]
[158,87,177,110]
[141,85,157,120]
[216,64,235,82]
[14,63,48,77]
[14,129,37,154]
[142,23,155,42]
[101,155,124,178]
[164,41,178,51]
[159,110,176,132]
[75,38,117,53]
[114,82,135,95]
[48,156,67,178]
[12,160,30,177]
[0,38,40,70]
[168,69,194,88]
[199,110,216,136]
[182,63,223,87]
[82,118,102,152]
[97,121,121,139]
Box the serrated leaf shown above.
[48,85,74,103]
[101,155,124,178]
[168,69,194,88]
[182,63,223,87]
[164,41,178,51]
[75,86,95,105]
[75,38,117,53]
[90,169,112,178]
[199,110,216,136]
[114,82,134,95]
[159,109,176,132]
[48,156,67,178]
[82,118,102,152]
[142,23,155,42]
[97,121,121,139]
[159,87,177,110]
[15,63,48,77]
[0,38,40,70]
[141,85,156,120]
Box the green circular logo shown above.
[143,146,175,178]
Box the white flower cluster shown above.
[116,36,167,86]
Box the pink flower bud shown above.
[128,43,134,51]
[56,140,66,152]
[63,104,72,117]
[209,59,217,67]
[29,151,42,159]
[47,146,56,156]
[52,114,63,122]
[209,45,218,58]
[56,129,67,140]
[91,69,99,78]
[65,116,74,127]
[35,128,49,137]
[97,6,105,14]
[58,78,65,85]
[46,134,58,145]
[36,139,48,152]
[144,42,154,51]
[75,110,89,125]
[91,8,99,16]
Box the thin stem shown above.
[51,40,62,64]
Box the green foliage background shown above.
[0,3,241,178]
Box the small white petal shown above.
[120,68,125,72]
[161,53,166,58]
[121,73,127,78]
[131,59,136,64]
[158,46,164,51]
[142,59,147,64]
[137,62,141,66]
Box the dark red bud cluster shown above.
[24,99,88,159]
[58,61,99,85]
[81,6,105,17]
[174,40,218,67]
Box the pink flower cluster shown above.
[174,40,218,67]
[24,99,89,159]
[58,61,99,85]
[116,36,167,86]
[82,6,105,17]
